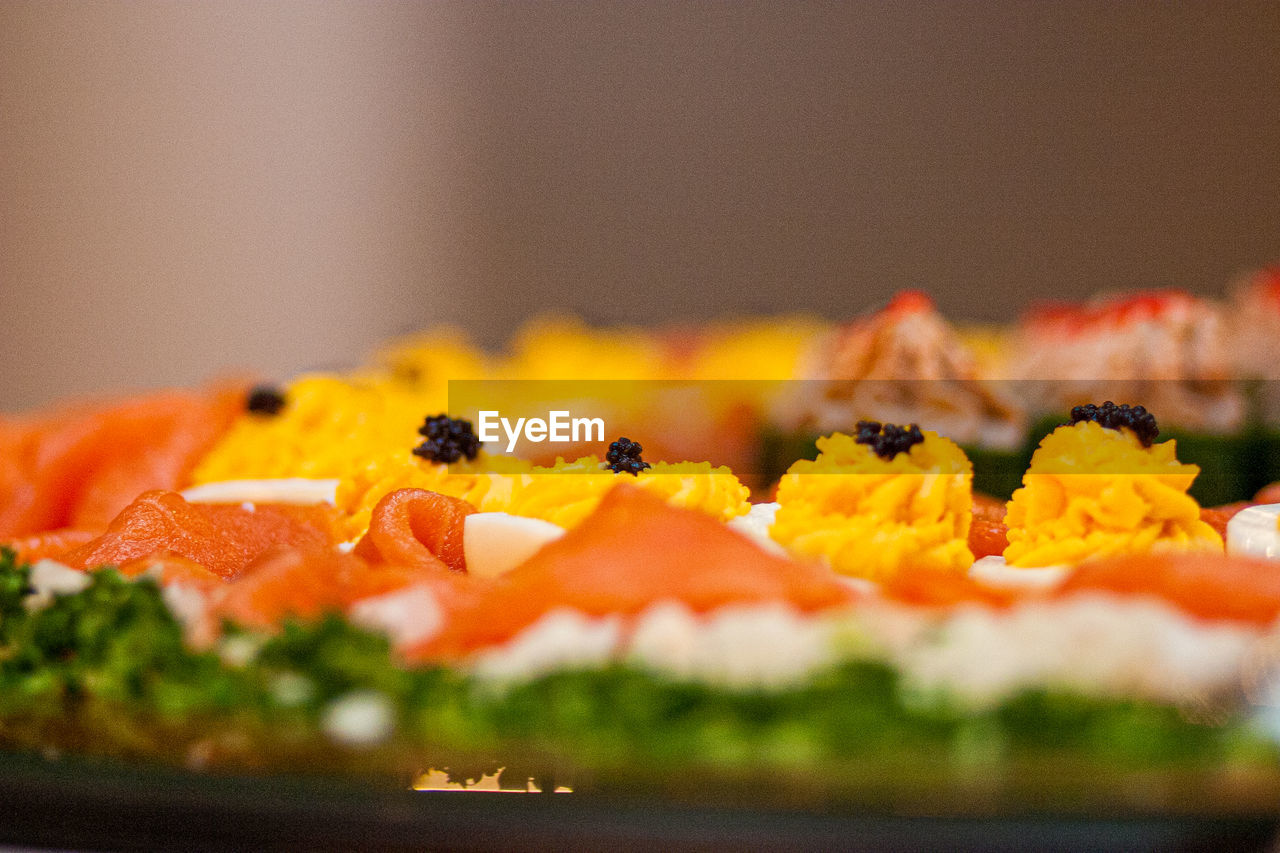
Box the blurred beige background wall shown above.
[3,1,1279,412]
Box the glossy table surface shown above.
[0,751,1275,852]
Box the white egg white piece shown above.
[726,501,788,556]
[463,512,565,580]
[969,555,1070,591]
[179,478,340,506]
[1227,504,1280,559]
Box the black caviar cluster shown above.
[413,414,482,463]
[1068,401,1159,447]
[854,420,925,460]
[604,437,650,475]
[246,384,286,417]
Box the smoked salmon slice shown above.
[1056,552,1280,626]
[209,488,479,630]
[211,544,483,631]
[59,490,338,580]
[116,553,227,593]
[5,528,98,564]
[0,384,245,539]
[212,545,381,629]
[411,483,855,659]
[354,488,475,573]
[882,564,1018,609]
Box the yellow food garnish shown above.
[191,373,429,485]
[369,327,493,408]
[336,452,533,540]
[497,458,750,528]
[338,454,750,538]
[500,316,666,380]
[955,323,1014,380]
[769,431,974,581]
[682,317,830,381]
[1003,421,1222,567]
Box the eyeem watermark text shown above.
[477,410,605,452]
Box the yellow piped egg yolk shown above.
[335,451,533,540]
[1003,420,1222,567]
[191,373,430,486]
[500,316,667,380]
[369,327,493,408]
[337,454,750,538]
[485,458,751,528]
[769,430,974,581]
[682,317,831,381]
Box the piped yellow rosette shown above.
[480,457,750,528]
[338,452,750,538]
[1003,420,1222,567]
[769,428,974,581]
[336,451,533,540]
[192,373,432,485]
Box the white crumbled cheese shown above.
[726,502,787,556]
[218,633,263,668]
[29,559,91,595]
[454,584,1259,707]
[689,604,837,689]
[892,593,1259,710]
[337,541,357,554]
[838,600,933,658]
[161,582,208,630]
[179,478,340,506]
[24,559,91,611]
[701,601,839,686]
[348,584,443,650]
[240,501,256,513]
[627,601,837,689]
[470,609,622,683]
[625,602,703,678]
[1245,648,1280,743]
[469,602,838,688]
[321,690,396,748]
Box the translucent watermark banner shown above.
[443,379,1278,500]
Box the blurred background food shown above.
[2,1,1279,411]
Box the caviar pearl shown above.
[853,420,925,460]
[1068,401,1159,447]
[413,414,482,464]
[604,437,650,475]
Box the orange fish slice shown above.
[0,384,245,538]
[1056,552,1280,626]
[4,528,98,564]
[411,483,855,660]
[60,490,337,580]
[882,564,1019,610]
[354,488,475,573]
[212,545,375,629]
[212,543,481,631]
[116,552,227,593]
